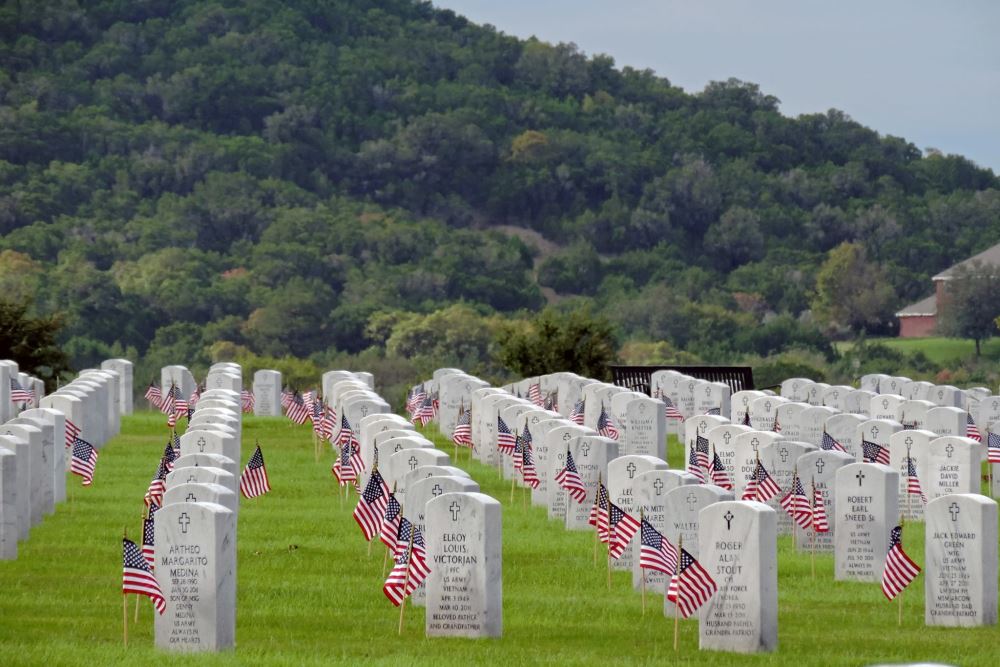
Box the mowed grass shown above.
[1,413,998,666]
[837,336,1000,365]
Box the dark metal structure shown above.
[609,365,755,396]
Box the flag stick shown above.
[123,526,128,648]
[398,529,416,636]
[673,535,682,652]
[606,538,612,591]
[810,478,817,579]
[640,509,646,615]
[898,514,905,626]
[510,471,516,505]
[134,592,140,622]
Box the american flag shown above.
[662,396,683,421]
[159,384,175,415]
[773,415,781,433]
[528,382,543,407]
[302,390,317,410]
[142,503,158,568]
[379,493,402,551]
[695,434,710,469]
[821,431,847,453]
[862,439,890,465]
[353,470,390,541]
[687,442,706,483]
[512,427,525,472]
[667,548,717,619]
[123,537,165,615]
[64,418,81,449]
[144,458,167,508]
[405,386,425,418]
[333,441,364,486]
[905,456,927,504]
[522,438,540,489]
[414,394,435,426]
[10,376,33,404]
[555,450,588,503]
[285,392,310,425]
[431,391,439,418]
[569,399,585,425]
[779,473,811,529]
[189,383,201,408]
[742,410,751,426]
[497,413,516,455]
[144,382,163,409]
[597,404,620,440]
[988,431,1000,464]
[383,518,431,606]
[240,389,255,413]
[966,413,983,443]
[588,481,610,543]
[811,487,829,532]
[709,449,733,490]
[607,502,641,559]
[70,437,98,485]
[452,404,473,446]
[336,414,356,447]
[280,387,294,409]
[741,459,781,502]
[162,440,178,472]
[310,399,325,435]
[704,407,721,416]
[239,445,271,498]
[639,518,679,575]
[881,525,920,601]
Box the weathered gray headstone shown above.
[834,462,898,581]
[918,436,982,503]
[888,429,936,521]
[7,417,54,517]
[404,475,481,606]
[566,435,618,530]
[180,429,240,469]
[154,502,236,652]
[384,448,450,503]
[545,424,596,520]
[926,407,968,438]
[925,493,998,627]
[425,492,502,638]
[798,406,838,447]
[252,369,282,417]
[695,382,731,418]
[697,501,778,653]
[795,449,855,553]
[2,424,44,527]
[731,391,766,424]
[731,431,783,499]
[622,395,666,459]
[0,446,16,559]
[824,413,866,461]
[608,455,668,571]
[101,358,134,415]
[749,395,787,432]
[774,402,808,439]
[844,389,876,416]
[759,439,817,534]
[0,435,28,539]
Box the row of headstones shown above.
[317,371,503,638]
[153,366,246,652]
[0,359,46,423]
[426,368,999,649]
[1,363,127,559]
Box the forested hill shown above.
[2,0,999,377]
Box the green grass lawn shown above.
[1,413,997,666]
[837,336,1000,365]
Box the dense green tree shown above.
[0,299,71,390]
[497,306,617,380]
[812,243,897,336]
[937,262,1000,357]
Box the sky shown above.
[436,1,1000,173]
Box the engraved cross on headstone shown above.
[814,459,825,475]
[723,431,733,445]
[856,471,866,487]
[626,462,637,479]
[408,455,419,471]
[870,425,879,439]
[187,474,197,483]
[449,501,461,521]
[197,436,206,452]
[764,401,772,413]
[185,492,197,503]
[580,442,591,457]
[685,492,698,510]
[723,510,734,530]
[751,437,760,453]
[653,478,664,495]
[705,386,712,397]
[948,502,961,521]
[699,420,708,433]
[178,512,190,534]
[432,484,443,497]
[946,443,955,458]
[904,436,913,447]
[779,447,790,463]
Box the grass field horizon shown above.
[836,336,1000,366]
[0,411,997,666]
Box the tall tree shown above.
[0,300,71,390]
[936,262,1000,357]
[497,306,617,380]
[812,243,897,336]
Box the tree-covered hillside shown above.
[2,0,998,380]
